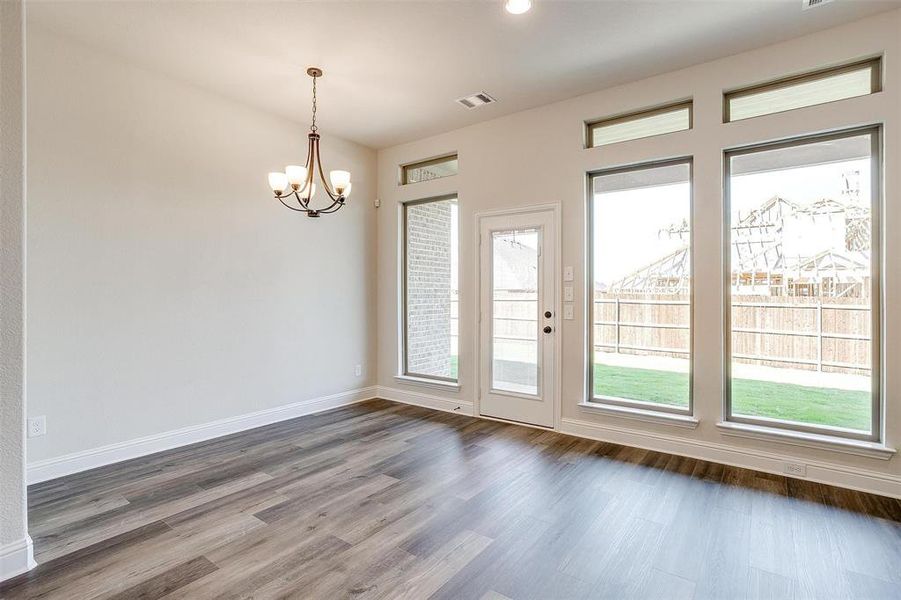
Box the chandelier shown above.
[267,67,352,217]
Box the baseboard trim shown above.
[373,386,900,499]
[27,384,901,498]
[27,386,378,485]
[0,536,36,583]
[560,417,901,499]
[376,385,474,416]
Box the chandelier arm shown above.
[321,188,340,202]
[302,136,319,207]
[295,134,316,203]
[274,190,308,207]
[313,137,339,199]
[315,198,342,213]
[277,195,311,213]
[318,199,346,214]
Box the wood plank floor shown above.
[3,399,900,600]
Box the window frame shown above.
[723,57,882,123]
[722,126,883,442]
[400,154,458,186]
[586,157,695,416]
[400,194,460,383]
[585,100,693,149]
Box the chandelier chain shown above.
[310,74,318,133]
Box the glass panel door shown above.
[479,208,557,428]
[491,228,540,396]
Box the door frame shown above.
[472,203,562,430]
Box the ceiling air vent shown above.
[802,0,834,9]
[456,92,497,110]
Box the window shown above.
[589,160,692,413]
[725,58,881,122]
[402,196,459,381]
[587,102,692,148]
[401,154,458,185]
[725,128,880,440]
[491,227,540,396]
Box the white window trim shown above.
[586,158,695,418]
[716,421,895,460]
[722,126,883,443]
[398,194,461,386]
[578,401,699,429]
[394,374,461,392]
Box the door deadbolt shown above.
[543,326,552,334]
[544,311,552,319]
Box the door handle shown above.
[544,311,552,319]
[543,326,552,334]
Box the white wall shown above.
[25,27,378,466]
[0,0,35,581]
[376,11,901,497]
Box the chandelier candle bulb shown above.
[330,170,351,193]
[268,172,288,194]
[286,165,308,189]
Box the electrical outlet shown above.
[563,304,574,320]
[354,364,362,377]
[28,416,47,438]
[783,462,807,477]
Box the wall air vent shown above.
[802,0,834,9]
[456,92,497,109]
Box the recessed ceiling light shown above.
[505,0,531,15]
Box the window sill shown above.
[393,375,461,392]
[578,402,699,429]
[716,421,896,460]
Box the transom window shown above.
[401,154,458,185]
[724,58,881,122]
[587,102,692,148]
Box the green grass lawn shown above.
[594,363,870,431]
[451,355,868,431]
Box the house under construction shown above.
[607,195,872,299]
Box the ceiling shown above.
[28,0,901,149]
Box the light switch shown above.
[563,304,574,320]
[564,286,573,302]
[563,266,574,282]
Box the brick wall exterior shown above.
[406,200,453,378]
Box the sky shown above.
[593,182,690,285]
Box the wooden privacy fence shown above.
[593,294,871,375]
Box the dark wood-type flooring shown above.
[2,399,901,599]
